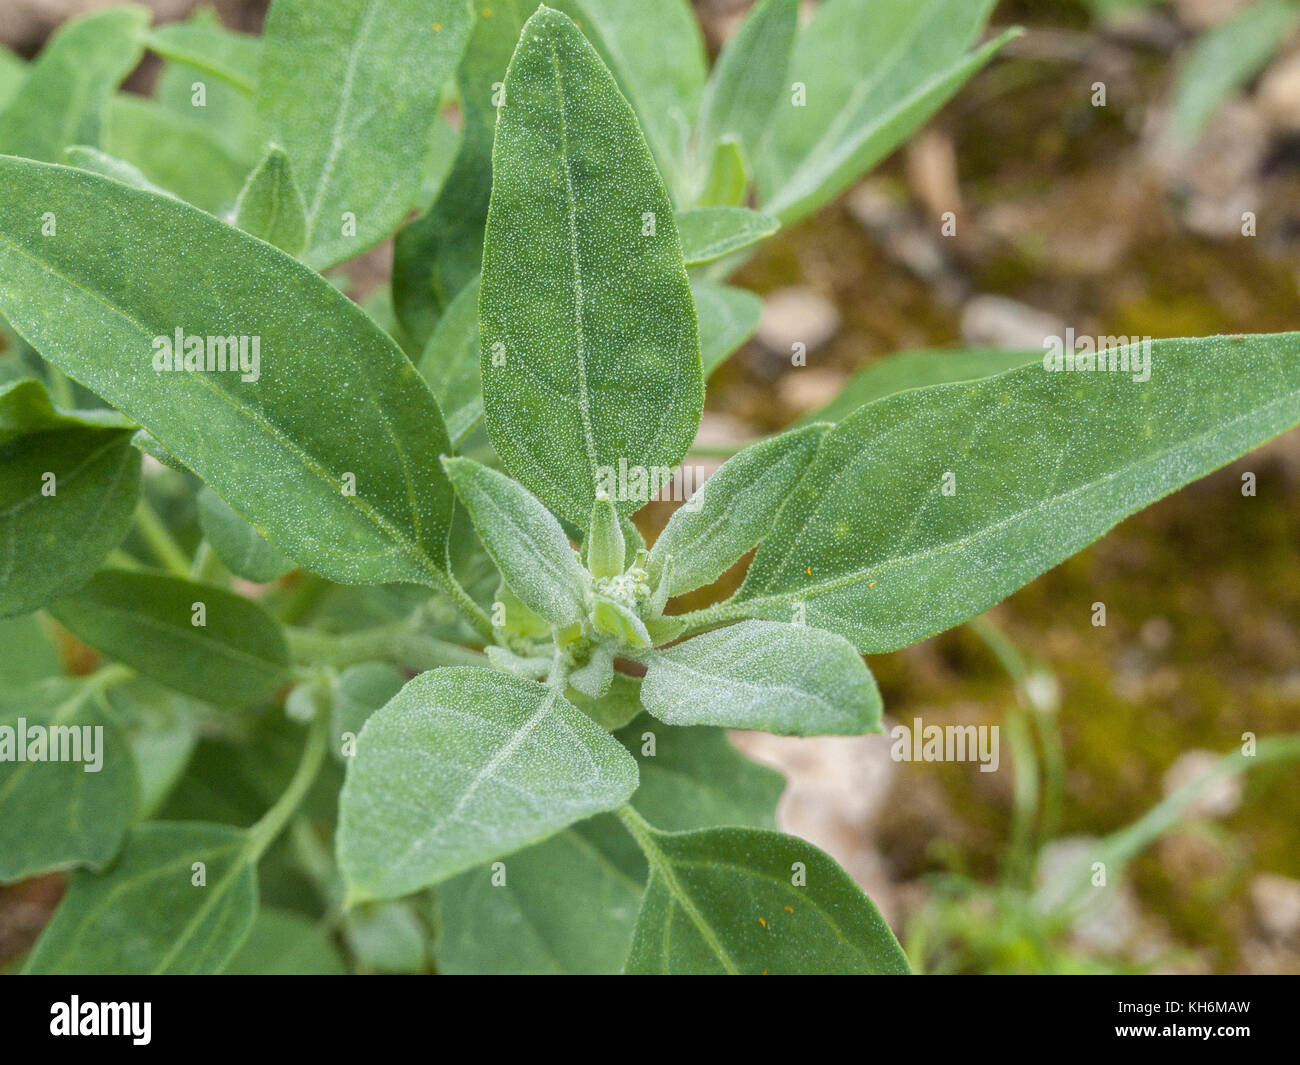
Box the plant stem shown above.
[246,708,328,863]
[46,366,75,410]
[673,599,745,635]
[190,539,226,585]
[434,570,495,642]
[134,498,191,577]
[286,623,485,672]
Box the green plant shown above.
[0,0,1296,976]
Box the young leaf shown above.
[647,423,828,597]
[694,280,762,378]
[442,456,590,627]
[695,136,748,208]
[49,570,290,707]
[757,0,1012,223]
[24,821,258,975]
[337,667,639,901]
[480,6,703,525]
[694,0,798,171]
[0,677,138,881]
[233,145,307,255]
[677,207,779,266]
[143,16,261,94]
[63,145,175,197]
[225,909,347,975]
[728,333,1300,652]
[196,485,295,584]
[417,274,483,446]
[0,379,141,617]
[0,6,148,162]
[257,0,473,269]
[0,159,456,585]
[567,671,643,731]
[640,620,882,735]
[331,662,407,762]
[621,821,911,975]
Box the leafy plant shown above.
[0,0,1296,976]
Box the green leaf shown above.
[641,619,882,735]
[647,423,827,597]
[695,137,748,208]
[144,15,261,95]
[0,47,25,112]
[0,158,456,585]
[757,0,1012,223]
[331,662,407,761]
[0,613,59,686]
[337,666,639,900]
[24,821,258,975]
[225,908,347,974]
[63,145,175,198]
[622,820,910,974]
[417,274,483,445]
[442,456,589,627]
[49,570,290,707]
[233,145,307,255]
[343,901,430,972]
[797,346,1039,426]
[196,485,295,584]
[102,676,201,819]
[567,671,643,731]
[0,379,141,618]
[694,280,761,378]
[1168,0,1300,145]
[0,677,138,881]
[729,333,1300,652]
[0,6,148,162]
[677,207,778,266]
[257,0,473,269]
[694,0,798,173]
[480,6,703,525]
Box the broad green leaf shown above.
[102,676,201,819]
[435,813,643,974]
[553,0,707,202]
[696,137,748,208]
[49,570,289,707]
[343,901,430,973]
[63,145,175,197]
[258,0,473,269]
[694,0,798,173]
[144,15,261,94]
[797,346,1039,426]
[481,7,703,525]
[337,666,639,900]
[641,620,881,735]
[443,456,589,626]
[393,0,540,347]
[0,677,137,881]
[417,274,483,445]
[233,145,307,255]
[0,6,147,162]
[729,333,1300,652]
[623,823,910,974]
[1169,0,1300,144]
[567,671,643,731]
[196,486,295,584]
[677,207,779,266]
[757,0,1011,223]
[24,821,257,975]
[0,379,141,618]
[0,613,59,686]
[0,158,456,585]
[0,47,24,112]
[648,423,827,597]
[694,280,761,378]
[225,909,347,974]
[331,662,407,761]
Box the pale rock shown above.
[756,286,841,355]
[960,295,1066,351]
[1161,749,1243,818]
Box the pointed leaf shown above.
[417,274,483,445]
[677,207,778,266]
[694,280,761,378]
[233,145,307,255]
[196,485,295,583]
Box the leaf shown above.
[757,0,1012,223]
[677,207,779,266]
[337,666,639,900]
[648,422,827,597]
[417,274,483,445]
[144,16,261,94]
[49,570,290,707]
[797,346,1039,426]
[695,137,748,208]
[0,46,24,112]
[481,7,703,525]
[641,620,881,735]
[694,0,798,172]
[0,613,59,686]
[63,145,175,197]
[0,379,141,618]
[196,485,295,583]
[331,662,407,761]
[567,670,643,731]
[0,677,138,881]
[257,0,473,269]
[24,821,258,975]
[0,158,456,585]
[1168,0,1300,145]
[694,280,761,378]
[623,823,910,974]
[729,333,1300,652]
[102,676,201,819]
[224,908,347,974]
[0,6,148,162]
[233,145,308,255]
[443,456,590,627]
[343,901,430,972]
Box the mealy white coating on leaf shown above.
[640,620,881,735]
[337,667,639,900]
[233,144,308,255]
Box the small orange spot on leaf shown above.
[784,906,793,914]
[758,917,767,929]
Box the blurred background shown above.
[1,0,1297,973]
